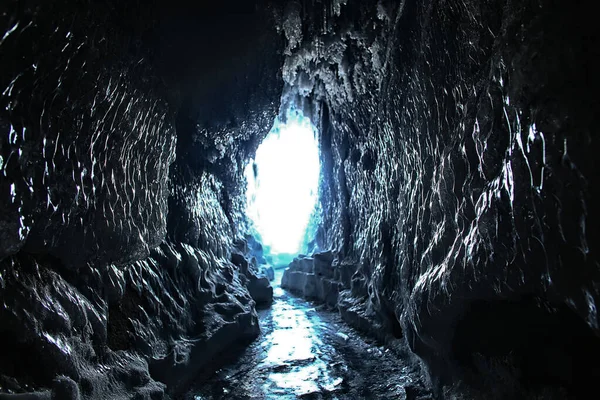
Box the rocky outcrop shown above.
[282,251,405,343]
[282,252,340,307]
[0,242,260,399]
[232,245,274,308]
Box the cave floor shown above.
[184,271,429,400]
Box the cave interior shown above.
[0,0,599,399]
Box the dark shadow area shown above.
[452,296,600,398]
[107,289,143,352]
[0,330,53,391]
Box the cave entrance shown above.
[245,111,320,266]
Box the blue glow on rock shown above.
[245,113,320,255]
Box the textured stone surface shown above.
[1,0,599,398]
[232,248,274,308]
[0,1,282,398]
[281,0,600,397]
[187,273,430,399]
[0,2,176,268]
[283,252,398,343]
[282,252,341,308]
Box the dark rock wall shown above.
[1,1,283,397]
[164,0,285,241]
[3,0,599,397]
[0,1,175,268]
[283,0,600,396]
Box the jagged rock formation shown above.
[232,243,274,308]
[282,252,340,307]
[1,1,280,398]
[282,0,600,398]
[1,0,599,399]
[282,251,399,343]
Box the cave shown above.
[1,0,599,399]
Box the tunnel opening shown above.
[451,296,600,398]
[245,110,320,267]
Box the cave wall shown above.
[282,0,600,396]
[0,1,175,268]
[3,0,600,397]
[0,1,284,397]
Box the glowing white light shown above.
[245,114,319,254]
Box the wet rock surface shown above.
[0,240,264,399]
[283,251,409,344]
[186,271,430,400]
[282,252,340,308]
[283,0,600,397]
[1,0,599,398]
[1,1,281,397]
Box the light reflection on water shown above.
[189,272,347,399]
[260,279,342,396]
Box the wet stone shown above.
[185,271,429,399]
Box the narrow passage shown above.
[186,271,428,400]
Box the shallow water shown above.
[186,270,426,400]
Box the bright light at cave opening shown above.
[245,112,320,255]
